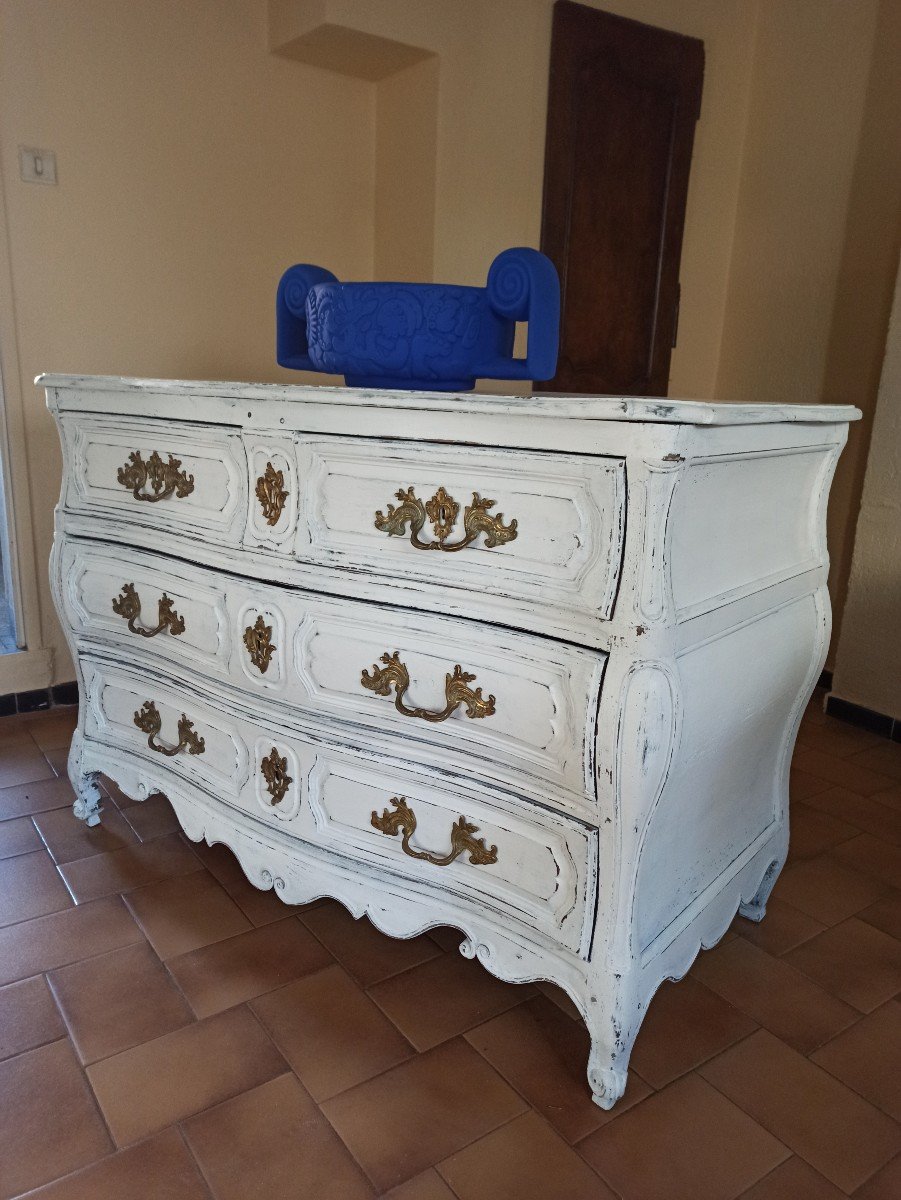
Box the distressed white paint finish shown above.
[45,374,857,1109]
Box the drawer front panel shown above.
[84,662,250,797]
[298,757,595,955]
[63,539,605,817]
[291,436,625,626]
[80,658,595,954]
[63,541,227,675]
[60,414,246,543]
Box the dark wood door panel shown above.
[541,2,704,396]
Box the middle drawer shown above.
[60,537,606,819]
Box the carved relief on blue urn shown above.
[276,248,559,391]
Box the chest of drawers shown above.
[44,374,856,1108]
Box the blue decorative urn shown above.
[276,247,559,391]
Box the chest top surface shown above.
[39,374,860,428]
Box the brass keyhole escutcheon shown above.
[255,461,288,526]
[244,616,276,674]
[261,747,292,805]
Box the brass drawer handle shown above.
[375,486,517,551]
[372,796,498,867]
[133,700,205,757]
[361,651,496,722]
[261,747,292,804]
[116,450,194,502]
[112,583,185,638]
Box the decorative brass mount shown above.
[243,616,276,674]
[361,651,496,722]
[261,747,291,804]
[374,486,517,552]
[371,796,499,867]
[116,450,195,502]
[133,700,205,757]
[255,461,288,526]
[112,583,185,638]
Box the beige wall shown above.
[374,56,439,281]
[817,0,901,653]
[1,0,898,689]
[832,255,901,720]
[0,0,375,686]
[715,0,900,654]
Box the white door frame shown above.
[0,152,53,693]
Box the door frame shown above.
[0,151,53,691]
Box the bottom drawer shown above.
[81,656,597,956]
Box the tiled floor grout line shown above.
[20,1024,122,1176]
[289,1066,395,1200]
[74,1051,121,1160]
[364,967,533,1052]
[801,1002,901,1127]
[432,1170,466,1200]
[297,908,450,995]
[53,855,83,905]
[40,967,171,1163]
[315,1058,533,1197]
[0,900,150,988]
[854,1151,901,1198]
[172,1121,222,1200]
[731,1158,790,1200]
[156,936,209,1018]
[239,999,294,1072]
[432,1108,564,1193]
[680,1066,796,1167]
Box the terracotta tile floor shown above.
[1,695,900,1199]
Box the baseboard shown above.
[817,668,834,691]
[0,681,78,717]
[825,693,901,743]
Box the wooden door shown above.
[540,1,704,395]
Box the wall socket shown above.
[19,146,57,185]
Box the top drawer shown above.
[59,414,247,544]
[57,411,625,643]
[250,435,626,640]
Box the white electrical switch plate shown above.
[19,146,57,185]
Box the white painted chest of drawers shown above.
[43,374,857,1108]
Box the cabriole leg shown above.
[586,1029,630,1110]
[584,993,636,1111]
[68,734,103,826]
[72,773,103,826]
[738,851,785,924]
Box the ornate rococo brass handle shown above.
[375,486,517,552]
[112,583,185,638]
[371,796,498,867]
[133,700,205,757]
[361,652,496,722]
[116,450,194,502]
